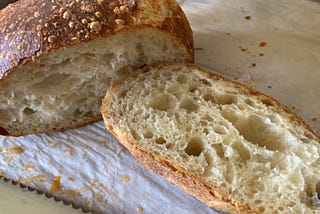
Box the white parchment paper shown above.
[0,0,319,213]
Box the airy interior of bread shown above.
[104,64,320,213]
[0,29,188,135]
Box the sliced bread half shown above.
[101,63,320,214]
[0,0,193,136]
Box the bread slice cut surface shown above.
[102,63,320,214]
[0,0,193,136]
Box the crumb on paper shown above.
[268,85,272,89]
[0,146,24,154]
[251,63,256,67]
[50,176,61,193]
[226,32,231,35]
[194,47,203,51]
[68,177,75,181]
[245,16,251,20]
[259,53,264,57]
[120,174,131,183]
[239,46,248,52]
[137,205,144,213]
[96,192,103,202]
[5,155,14,163]
[312,117,317,122]
[259,42,268,47]
[19,174,44,183]
[63,148,74,156]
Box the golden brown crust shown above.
[101,63,319,213]
[0,0,193,79]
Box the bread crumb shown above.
[96,192,103,202]
[194,47,203,51]
[48,35,58,43]
[5,155,14,163]
[50,176,61,193]
[0,146,24,154]
[259,53,264,57]
[268,85,272,89]
[239,46,248,52]
[251,63,256,67]
[137,206,144,213]
[67,177,75,181]
[312,117,317,122]
[245,16,251,20]
[120,174,131,183]
[259,42,268,47]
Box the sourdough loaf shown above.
[0,0,193,136]
[101,63,320,214]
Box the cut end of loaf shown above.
[102,63,320,214]
[0,29,191,136]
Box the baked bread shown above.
[0,0,193,136]
[101,63,320,213]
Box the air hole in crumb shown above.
[200,120,207,125]
[203,93,215,102]
[23,107,36,115]
[165,143,172,149]
[232,141,250,162]
[167,83,183,97]
[214,126,227,135]
[245,98,255,107]
[203,114,213,121]
[179,96,199,112]
[185,137,204,156]
[149,93,175,111]
[212,144,224,158]
[188,83,198,93]
[176,74,188,84]
[258,207,265,212]
[118,89,128,98]
[131,130,140,140]
[254,200,262,205]
[204,128,209,135]
[143,130,153,139]
[155,137,166,145]
[217,94,238,105]
[199,78,211,86]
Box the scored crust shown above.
[101,63,320,213]
[0,0,194,79]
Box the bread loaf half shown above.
[101,64,320,213]
[0,0,193,136]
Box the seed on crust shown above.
[115,19,125,25]
[95,11,102,18]
[113,7,121,14]
[97,0,105,6]
[81,19,88,25]
[68,21,75,28]
[63,11,70,20]
[71,37,80,43]
[85,4,94,12]
[34,11,40,18]
[48,35,58,43]
[120,6,129,13]
[89,21,102,32]
[36,25,42,30]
